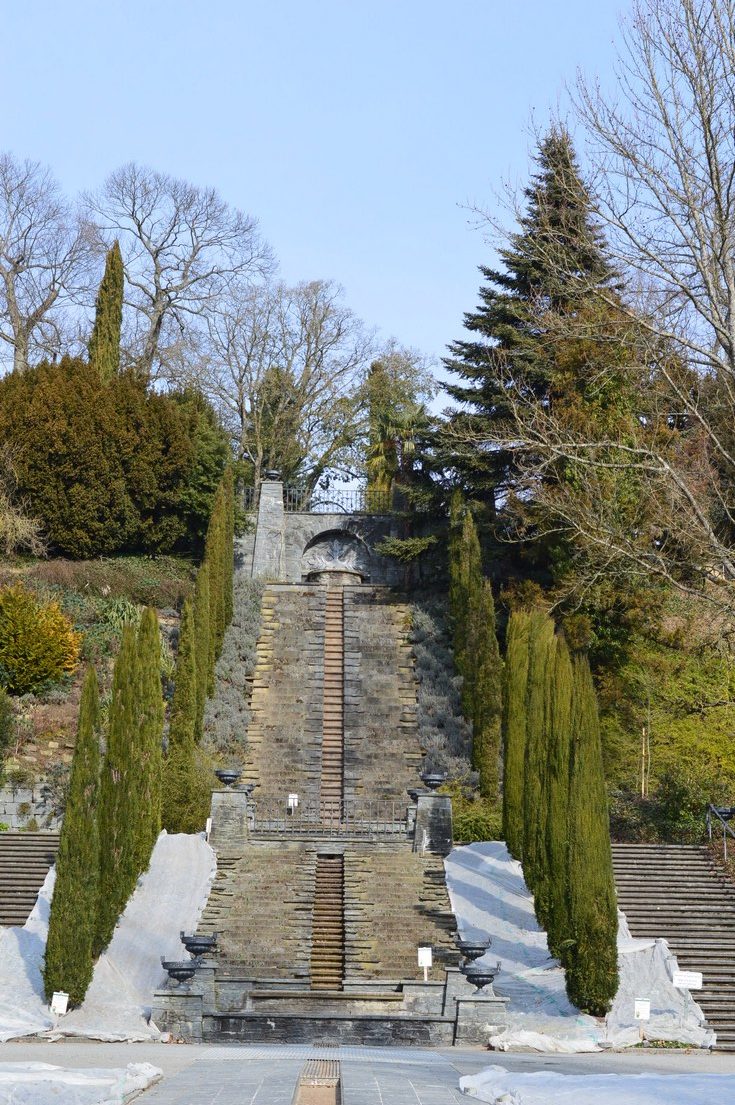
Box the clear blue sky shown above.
[1,0,625,375]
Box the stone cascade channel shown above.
[320,586,345,821]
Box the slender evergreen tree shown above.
[502,610,531,858]
[44,666,100,1006]
[458,509,483,720]
[95,622,140,954]
[565,653,619,1013]
[471,579,503,799]
[448,490,467,663]
[545,633,573,959]
[522,611,556,913]
[132,608,164,871]
[193,559,211,742]
[163,599,206,832]
[222,465,235,628]
[88,241,123,382]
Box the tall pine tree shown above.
[502,610,531,858]
[444,128,615,508]
[88,241,123,382]
[44,666,100,1006]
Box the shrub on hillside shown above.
[0,584,81,695]
[203,577,264,756]
[0,688,13,782]
[0,358,228,559]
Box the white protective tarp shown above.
[0,1062,161,1105]
[445,842,714,1052]
[459,1065,735,1103]
[0,831,216,1043]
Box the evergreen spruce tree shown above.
[502,610,531,858]
[95,622,140,954]
[132,608,164,872]
[444,128,615,505]
[565,653,619,1013]
[44,666,100,1006]
[522,611,556,916]
[471,579,503,799]
[544,633,573,960]
[88,241,123,382]
[163,599,206,832]
[193,559,211,742]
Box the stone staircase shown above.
[154,579,471,1044]
[310,854,345,990]
[0,832,59,926]
[612,843,735,1050]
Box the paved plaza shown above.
[2,1040,735,1103]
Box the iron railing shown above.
[707,803,735,861]
[284,487,392,515]
[242,485,259,512]
[252,797,408,836]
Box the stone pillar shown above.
[454,991,508,1045]
[209,788,250,852]
[251,477,285,580]
[413,793,453,856]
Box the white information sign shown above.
[287,793,299,809]
[634,999,651,1021]
[417,946,433,968]
[672,970,703,990]
[51,991,69,1016]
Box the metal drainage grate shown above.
[293,1058,341,1104]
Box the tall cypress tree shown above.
[448,490,467,661]
[193,559,211,742]
[458,508,484,719]
[222,465,235,628]
[132,607,164,871]
[522,611,556,912]
[444,128,615,505]
[88,241,124,382]
[163,599,205,833]
[502,610,531,859]
[565,653,619,1013]
[44,666,100,1006]
[545,633,573,959]
[471,579,503,799]
[96,622,139,955]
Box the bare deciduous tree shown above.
[84,163,274,380]
[179,278,373,488]
[0,154,96,373]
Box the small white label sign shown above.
[634,999,651,1021]
[672,970,703,990]
[417,946,433,968]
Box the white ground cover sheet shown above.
[0,831,215,1043]
[445,842,714,1053]
[0,1062,160,1105]
[459,1066,735,1103]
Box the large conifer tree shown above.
[88,241,123,382]
[502,610,531,858]
[566,653,619,1013]
[44,666,100,1006]
[444,128,615,505]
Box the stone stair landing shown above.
[612,843,735,1050]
